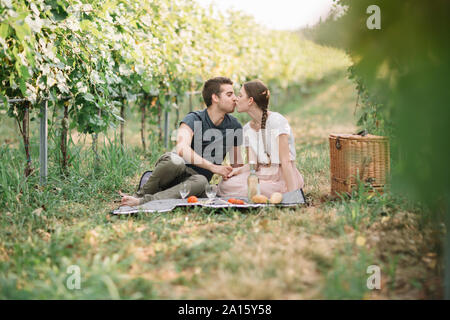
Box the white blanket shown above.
[112,189,306,215]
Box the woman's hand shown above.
[226,167,241,179]
[210,164,233,180]
[119,191,140,207]
[226,163,250,179]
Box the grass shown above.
[0,70,444,299]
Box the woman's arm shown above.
[278,134,297,192]
[247,142,263,172]
[230,145,244,168]
[227,147,252,178]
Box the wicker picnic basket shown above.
[329,132,390,196]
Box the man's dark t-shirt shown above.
[180,109,243,181]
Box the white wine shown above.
[247,162,259,202]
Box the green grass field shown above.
[0,69,443,299]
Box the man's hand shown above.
[119,191,140,207]
[210,164,233,180]
[227,167,241,179]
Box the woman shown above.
[217,80,304,198]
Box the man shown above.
[120,77,243,206]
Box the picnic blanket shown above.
[112,188,306,215]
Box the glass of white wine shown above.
[179,181,190,200]
[205,183,217,201]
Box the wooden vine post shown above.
[18,101,33,177]
[92,108,101,170]
[140,96,147,152]
[39,100,48,185]
[120,98,125,147]
[60,101,69,175]
[173,95,179,132]
[164,107,169,149]
[157,98,163,144]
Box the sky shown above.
[195,0,335,30]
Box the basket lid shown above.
[329,133,388,140]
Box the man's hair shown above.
[202,77,233,107]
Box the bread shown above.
[270,192,283,204]
[251,194,268,204]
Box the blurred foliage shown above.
[304,0,450,214]
[302,0,449,296]
[299,2,347,50]
[337,0,450,215]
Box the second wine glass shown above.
[205,183,217,200]
[179,181,190,200]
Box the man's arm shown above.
[176,123,232,179]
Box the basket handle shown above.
[335,137,341,150]
[335,129,368,150]
[356,129,368,136]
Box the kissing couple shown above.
[120,76,304,207]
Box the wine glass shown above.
[205,183,217,200]
[179,181,190,200]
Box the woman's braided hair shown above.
[243,80,271,165]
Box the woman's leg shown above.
[258,162,304,197]
[217,171,250,197]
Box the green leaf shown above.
[112,113,124,122]
[11,16,32,43]
[0,23,10,39]
[80,20,92,32]
[19,65,30,81]
[84,93,95,102]
[0,95,9,110]
[142,80,152,94]
[18,78,27,96]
